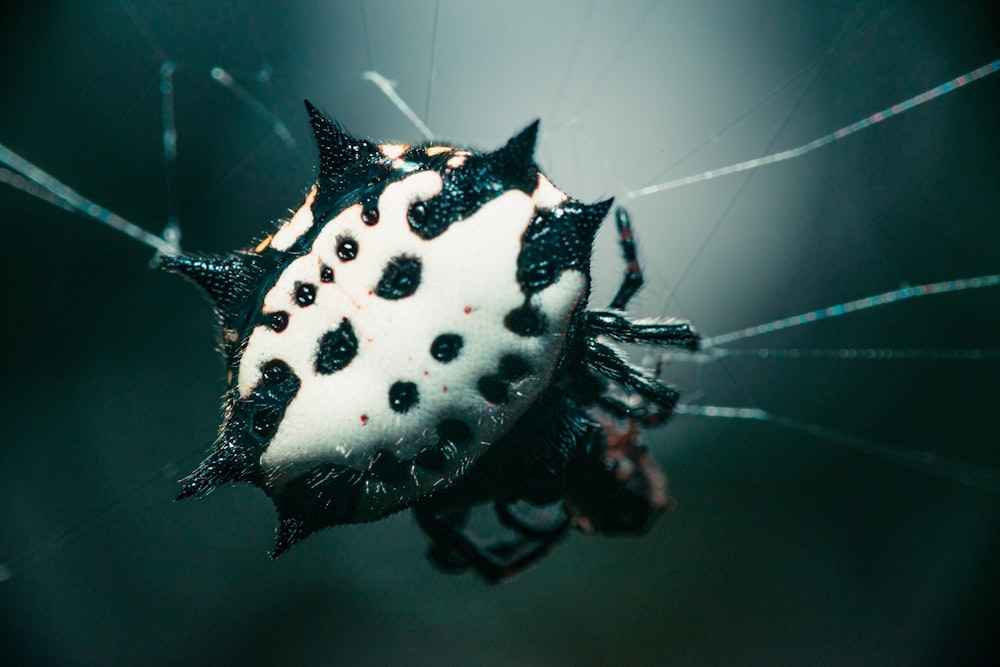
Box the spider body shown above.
[165,102,698,579]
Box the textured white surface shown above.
[240,169,586,493]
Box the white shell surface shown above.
[240,170,585,490]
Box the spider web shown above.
[0,1,997,663]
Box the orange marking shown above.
[425,146,453,156]
[379,144,409,159]
[254,235,273,253]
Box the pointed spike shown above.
[268,464,364,557]
[175,439,256,501]
[505,119,540,156]
[488,119,540,192]
[304,99,379,181]
[271,514,306,558]
[158,253,257,319]
[565,197,615,241]
[583,197,615,227]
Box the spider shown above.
[161,101,699,582]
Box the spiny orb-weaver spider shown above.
[164,101,698,581]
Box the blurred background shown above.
[1,1,998,664]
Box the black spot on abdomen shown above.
[430,333,463,362]
[361,200,380,226]
[388,381,419,413]
[504,304,546,337]
[315,318,358,374]
[477,375,508,404]
[295,282,317,306]
[251,407,281,440]
[414,419,472,472]
[375,255,421,300]
[498,354,530,382]
[415,443,452,472]
[247,359,301,443]
[369,449,412,484]
[268,311,289,332]
[437,418,472,446]
[336,235,358,261]
[407,201,428,232]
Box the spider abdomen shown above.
[166,104,616,552]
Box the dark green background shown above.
[2,1,998,664]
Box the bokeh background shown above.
[1,1,998,664]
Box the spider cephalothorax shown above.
[162,101,698,579]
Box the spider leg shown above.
[584,310,699,351]
[584,338,679,413]
[415,504,567,583]
[608,207,644,310]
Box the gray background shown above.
[1,1,998,664]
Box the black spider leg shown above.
[609,207,643,310]
[583,310,699,351]
[414,504,568,583]
[584,339,679,414]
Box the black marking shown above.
[402,121,543,241]
[361,199,380,226]
[388,381,419,413]
[498,354,531,382]
[375,255,422,300]
[437,418,472,446]
[295,282,317,307]
[504,305,546,337]
[516,199,612,295]
[261,359,292,384]
[415,442,455,472]
[251,407,281,441]
[369,449,412,484]
[407,201,428,231]
[320,265,334,283]
[430,333,463,362]
[519,259,556,291]
[247,359,301,442]
[477,375,508,404]
[315,318,358,374]
[336,235,358,261]
[269,311,289,332]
